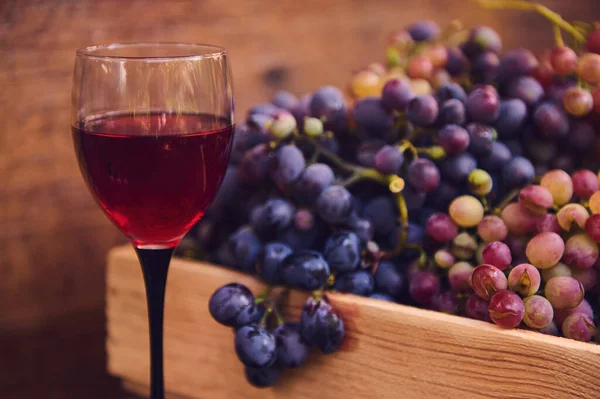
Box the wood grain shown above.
[107,245,600,399]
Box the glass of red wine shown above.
[71,43,234,399]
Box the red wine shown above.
[73,113,233,247]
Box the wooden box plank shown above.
[107,245,600,399]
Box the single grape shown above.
[369,292,396,302]
[408,55,433,80]
[303,117,324,137]
[562,313,597,342]
[291,93,311,126]
[539,321,560,336]
[502,156,535,188]
[550,46,578,75]
[563,233,599,269]
[426,212,458,243]
[591,191,600,214]
[381,78,414,111]
[465,123,494,156]
[585,214,600,243]
[363,196,397,235]
[544,276,584,309]
[449,195,484,228]
[425,43,449,68]
[292,163,335,206]
[208,283,255,327]
[438,124,470,154]
[309,85,346,125]
[410,78,433,95]
[525,232,564,270]
[571,267,597,291]
[248,102,281,118]
[347,215,374,243]
[536,214,561,234]
[488,290,525,328]
[235,303,267,327]
[448,261,475,293]
[563,87,594,117]
[235,324,277,368]
[437,99,466,126]
[269,144,306,190]
[407,158,440,192]
[269,110,297,139]
[572,170,599,199]
[407,20,440,41]
[300,297,344,354]
[436,82,467,103]
[522,295,553,329]
[350,70,383,99]
[497,49,539,83]
[462,26,502,56]
[434,249,455,269]
[431,291,459,314]
[471,51,500,84]
[409,271,441,306]
[471,265,508,301]
[250,198,294,239]
[507,263,541,297]
[272,90,298,110]
[479,141,512,172]
[482,242,512,271]
[227,226,263,273]
[353,96,394,138]
[567,121,595,153]
[374,145,404,175]
[540,169,574,206]
[505,76,544,107]
[323,230,361,273]
[556,203,589,232]
[273,322,311,368]
[541,262,572,282]
[439,152,477,184]
[334,270,375,296]
[518,185,553,216]
[446,47,469,76]
[316,185,353,225]
[239,144,270,185]
[245,364,281,388]
[533,53,555,88]
[451,232,478,260]
[466,85,500,123]
[533,102,569,139]
[259,242,293,285]
[577,53,600,85]
[466,294,492,322]
[478,215,508,242]
[468,169,493,196]
[356,139,386,167]
[501,203,538,235]
[554,298,594,326]
[374,261,405,298]
[281,250,331,291]
[406,95,439,126]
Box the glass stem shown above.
[135,246,174,399]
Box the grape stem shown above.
[259,307,273,328]
[553,23,564,47]
[476,0,586,43]
[398,140,419,160]
[255,284,273,304]
[492,188,521,214]
[384,193,409,257]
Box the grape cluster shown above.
[184,4,600,388]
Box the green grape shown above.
[303,117,324,137]
[449,195,484,228]
[451,232,478,260]
[434,249,455,269]
[540,170,573,206]
[468,169,493,196]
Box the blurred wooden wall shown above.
[1,0,599,397]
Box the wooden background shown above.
[1,0,599,398]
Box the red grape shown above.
[406,95,438,126]
[381,78,414,111]
[544,276,584,309]
[522,295,553,329]
[451,232,478,260]
[540,170,573,206]
[373,145,404,175]
[438,124,470,154]
[465,294,492,322]
[448,261,475,293]
[508,263,541,297]
[488,290,525,329]
[542,262,572,282]
[572,170,598,199]
[536,214,561,234]
[471,264,508,301]
[409,271,441,306]
[571,267,597,291]
[562,313,596,342]
[434,249,455,269]
[482,242,511,271]
[554,299,594,326]
[408,159,440,193]
[466,85,500,123]
[586,28,600,54]
[556,204,589,232]
[501,203,538,235]
[577,53,600,85]
[478,215,509,242]
[563,87,594,117]
[585,214,600,243]
[426,212,458,242]
[425,43,448,68]
[533,57,555,88]
[449,195,484,228]
[518,185,553,216]
[408,55,433,79]
[563,233,599,269]
[526,232,564,270]
[550,46,578,75]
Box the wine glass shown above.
[71,43,234,399]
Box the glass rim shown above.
[75,42,227,61]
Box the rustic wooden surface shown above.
[107,245,600,399]
[2,0,600,397]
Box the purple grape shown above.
[374,261,405,299]
[497,49,539,83]
[501,156,535,188]
[465,294,491,322]
[436,83,467,103]
[471,51,500,84]
[291,93,312,127]
[259,242,293,285]
[235,324,277,368]
[353,96,394,138]
[462,26,502,57]
[438,124,469,154]
[439,152,477,184]
[269,144,306,190]
[239,143,270,185]
[363,196,397,235]
[356,139,386,167]
[494,99,528,139]
[381,79,414,110]
[446,47,469,76]
[426,212,458,242]
[407,20,440,41]
[466,123,494,156]
[466,85,500,123]
[273,322,310,368]
[482,241,512,271]
[505,76,544,106]
[334,270,375,296]
[407,158,440,192]
[348,216,374,243]
[310,85,345,121]
[245,364,281,388]
[410,271,441,306]
[403,185,427,213]
[406,95,439,126]
[316,185,354,224]
[208,283,255,327]
[426,181,459,210]
[300,297,344,354]
[437,99,466,125]
[545,80,577,103]
[248,102,281,118]
[292,163,335,206]
[554,299,594,326]
[323,230,361,273]
[431,291,459,314]
[272,90,298,110]
[250,198,294,239]
[567,121,596,153]
[479,141,512,172]
[374,145,404,174]
[534,102,569,139]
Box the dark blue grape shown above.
[381,79,414,110]
[236,303,267,327]
[439,152,477,184]
[462,26,502,57]
[436,83,467,103]
[300,298,345,354]
[417,207,438,226]
[373,145,404,174]
[566,120,595,153]
[310,86,346,129]
[403,185,427,213]
[353,97,394,138]
[407,222,425,245]
[316,185,354,224]
[269,144,306,190]
[505,76,544,106]
[407,20,440,41]
[227,226,263,273]
[407,158,440,192]
[438,124,469,154]
[363,196,396,235]
[209,283,255,327]
[495,99,528,139]
[334,270,374,296]
[247,113,272,133]
[466,123,494,156]
[471,51,500,84]
[272,90,298,110]
[292,163,335,206]
[259,242,293,284]
[248,103,281,118]
[426,181,459,211]
[235,324,277,368]
[374,261,405,298]
[245,364,281,388]
[239,143,270,185]
[273,322,310,368]
[356,139,386,167]
[502,139,523,157]
[502,156,535,188]
[466,85,500,123]
[323,230,361,273]
[281,250,330,290]
[250,198,294,239]
[280,226,324,252]
[437,99,466,126]
[369,292,396,302]
[479,141,512,172]
[534,102,569,139]
[406,95,439,126]
[347,215,374,243]
[446,47,469,76]
[497,49,539,84]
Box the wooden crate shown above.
[107,245,600,399]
